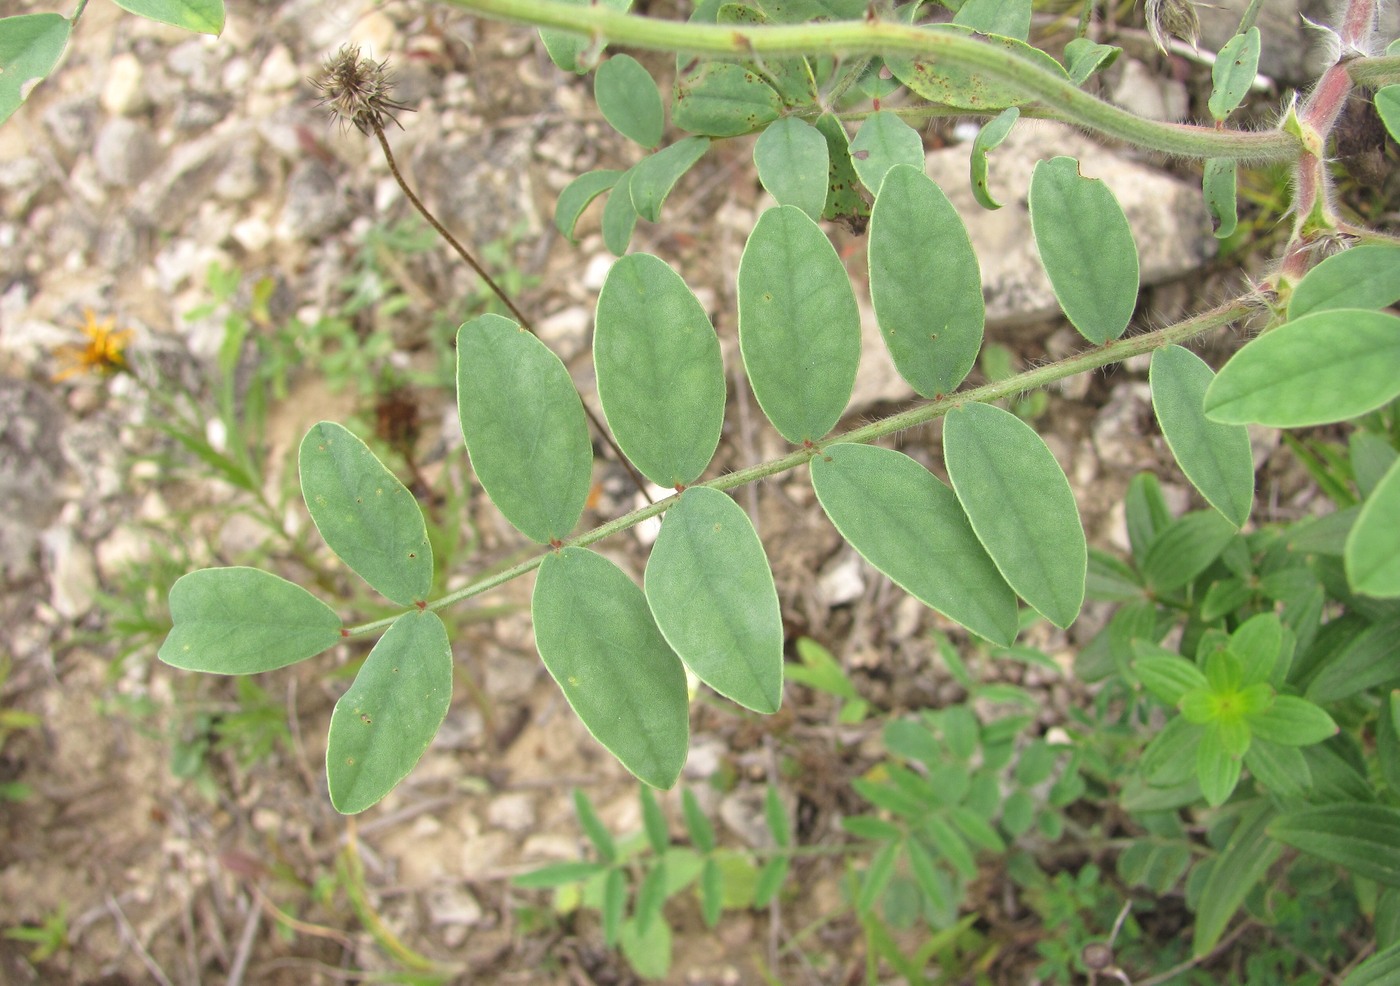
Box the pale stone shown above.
[101,54,148,117]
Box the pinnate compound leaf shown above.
[629,136,710,222]
[595,254,725,487]
[555,169,622,243]
[1270,804,1400,887]
[1193,802,1280,956]
[1347,458,1400,597]
[1288,244,1400,319]
[811,443,1018,644]
[1150,346,1254,528]
[532,548,690,788]
[299,422,433,605]
[325,610,452,814]
[0,14,71,126]
[1208,28,1261,120]
[1203,158,1239,239]
[672,60,781,137]
[110,0,223,34]
[970,107,1018,210]
[1203,309,1400,427]
[160,567,341,673]
[456,314,592,544]
[1029,156,1139,345]
[1379,86,1400,143]
[595,54,664,147]
[849,110,925,196]
[645,488,784,713]
[737,206,860,443]
[753,117,830,220]
[869,165,984,397]
[944,403,1086,628]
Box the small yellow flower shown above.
[53,309,135,381]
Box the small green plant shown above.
[3,904,69,964]
[0,655,39,804]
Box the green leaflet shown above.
[887,25,1069,111]
[1149,345,1254,528]
[1347,458,1400,597]
[325,610,452,814]
[0,14,71,126]
[1029,156,1139,345]
[594,253,726,487]
[943,403,1086,629]
[810,443,1018,645]
[970,107,1018,210]
[645,487,784,713]
[1141,510,1237,593]
[1208,28,1261,121]
[1203,309,1400,427]
[716,2,817,105]
[456,314,593,545]
[849,110,925,197]
[539,0,631,72]
[1063,38,1120,86]
[595,54,664,147]
[672,60,782,137]
[602,168,639,255]
[110,0,223,34]
[814,113,869,227]
[1192,801,1280,957]
[753,116,829,220]
[159,567,341,674]
[952,0,1031,40]
[555,169,622,243]
[629,136,710,222]
[1203,158,1239,239]
[299,421,433,605]
[1269,803,1400,887]
[532,547,690,788]
[737,206,860,443]
[868,164,984,397]
[1379,86,1400,143]
[1345,941,1400,986]
[1287,244,1400,319]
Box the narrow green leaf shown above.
[1134,649,1209,706]
[110,0,223,34]
[1229,612,1285,686]
[969,107,1018,210]
[1289,245,1400,319]
[1305,614,1400,702]
[635,861,668,935]
[813,113,870,226]
[1203,159,1239,239]
[844,815,906,841]
[602,868,625,946]
[922,815,976,878]
[326,611,452,814]
[682,789,715,852]
[1029,156,1139,345]
[645,488,783,713]
[1348,458,1400,597]
[1204,309,1400,427]
[299,422,433,605]
[810,443,1018,645]
[868,164,984,397]
[595,54,664,147]
[601,168,638,255]
[574,788,618,862]
[1196,728,1242,806]
[700,858,723,927]
[737,206,860,443]
[456,315,592,544]
[887,26,1069,111]
[555,169,622,243]
[0,14,71,126]
[788,637,859,701]
[533,548,690,788]
[513,861,609,888]
[619,911,672,977]
[629,136,710,222]
[857,842,899,914]
[1352,430,1398,499]
[1142,716,1203,787]
[641,786,669,854]
[944,403,1086,628]
[1247,695,1338,747]
[1150,346,1254,528]
[1193,802,1280,956]
[753,116,829,220]
[753,855,788,907]
[594,253,725,487]
[849,110,925,196]
[1063,37,1120,86]
[1244,739,1311,800]
[672,60,781,137]
[1141,510,1237,593]
[159,567,341,674]
[952,0,1031,39]
[1378,86,1400,143]
[1344,940,1400,986]
[764,785,791,848]
[1126,471,1172,562]
[1270,804,1400,887]
[539,0,630,72]
[905,838,952,915]
[1208,28,1261,120]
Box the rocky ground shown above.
[0,0,1389,983]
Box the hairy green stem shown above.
[440,0,1296,161]
[344,297,1255,637]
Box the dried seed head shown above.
[1145,0,1201,55]
[312,44,410,135]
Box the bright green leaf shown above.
[1029,156,1139,345]
[574,788,618,862]
[737,206,860,443]
[159,567,341,674]
[1246,695,1338,747]
[456,315,593,544]
[868,164,984,397]
[811,443,1018,645]
[1134,648,1209,705]
[1348,458,1400,597]
[1289,245,1400,318]
[1208,28,1261,120]
[1203,158,1239,238]
[603,868,625,946]
[753,855,788,908]
[753,116,829,220]
[970,107,1018,210]
[513,861,609,888]
[533,547,690,788]
[555,169,622,243]
[1344,940,1400,986]
[635,861,668,935]
[1270,804,1400,887]
[0,14,71,126]
[594,253,725,487]
[629,136,710,222]
[1378,86,1400,143]
[110,0,223,34]
[944,403,1086,628]
[849,110,925,196]
[595,54,664,147]
[764,784,792,848]
[1229,613,1284,686]
[1197,734,1243,806]
[1204,309,1400,427]
[299,422,433,605]
[857,842,899,914]
[646,487,784,713]
[641,786,669,854]
[700,858,723,927]
[683,789,716,852]
[326,611,452,814]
